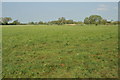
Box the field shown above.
[2,25,118,78]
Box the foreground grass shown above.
[2,25,118,78]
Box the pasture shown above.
[2,25,118,78]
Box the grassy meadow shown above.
[2,25,118,78]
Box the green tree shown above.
[89,15,102,25]
[1,17,12,25]
[0,18,2,25]
[111,21,118,25]
[84,17,90,24]
[28,22,34,25]
[101,19,107,25]
[12,20,20,25]
[58,17,66,25]
[65,20,74,24]
[38,21,44,25]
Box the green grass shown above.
[2,25,118,78]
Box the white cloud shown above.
[96,4,108,11]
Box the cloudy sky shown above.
[2,2,118,23]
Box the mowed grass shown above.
[2,25,118,78]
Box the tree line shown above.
[0,15,119,25]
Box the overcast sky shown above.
[2,2,118,23]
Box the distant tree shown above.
[65,20,74,24]
[84,15,104,25]
[48,17,78,25]
[76,21,84,25]
[111,21,118,25]
[38,21,44,25]
[12,20,20,25]
[0,18,2,25]
[28,22,35,25]
[1,17,12,25]
[78,21,83,24]
[58,17,66,21]
[101,19,107,25]
[58,17,66,25]
[89,15,102,25]
[84,17,90,24]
